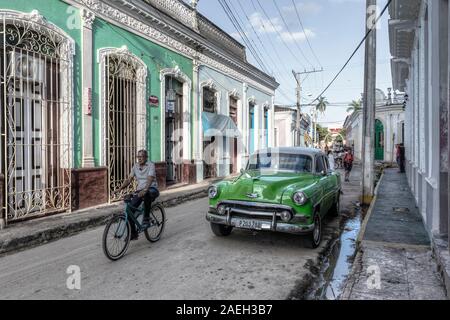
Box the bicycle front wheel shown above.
[102,214,131,261]
[144,204,166,242]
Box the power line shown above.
[222,0,273,75]
[218,0,270,74]
[229,0,293,86]
[271,0,314,68]
[290,0,323,68]
[306,0,393,107]
[253,0,307,71]
[231,0,301,90]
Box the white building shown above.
[389,0,449,255]
[274,105,312,148]
[343,89,405,162]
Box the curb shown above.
[0,186,209,256]
[431,237,450,299]
[340,169,384,300]
[355,169,385,248]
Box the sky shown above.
[192,0,393,128]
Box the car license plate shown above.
[237,219,262,230]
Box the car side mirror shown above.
[321,170,327,176]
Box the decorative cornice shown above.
[160,66,192,89]
[200,79,217,91]
[81,8,95,28]
[74,0,276,94]
[229,88,240,99]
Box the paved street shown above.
[0,196,343,300]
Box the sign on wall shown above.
[149,95,159,107]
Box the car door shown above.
[325,155,340,195]
[315,155,330,217]
[323,155,338,206]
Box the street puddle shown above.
[307,205,364,300]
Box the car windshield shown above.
[246,152,313,173]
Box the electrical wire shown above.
[251,0,307,71]
[271,0,314,68]
[290,0,323,69]
[218,0,270,74]
[306,0,393,107]
[229,0,294,86]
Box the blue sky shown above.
[193,0,393,127]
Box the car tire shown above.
[210,223,233,236]
[305,213,322,249]
[329,193,340,217]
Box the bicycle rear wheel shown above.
[102,214,131,261]
[144,204,166,242]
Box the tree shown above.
[347,99,362,113]
[315,124,329,142]
[315,96,329,114]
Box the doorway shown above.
[229,96,238,174]
[203,87,217,179]
[375,119,384,160]
[165,76,183,185]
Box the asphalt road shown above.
[0,195,344,300]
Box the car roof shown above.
[253,147,325,157]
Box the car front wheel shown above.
[305,213,322,249]
[210,223,233,236]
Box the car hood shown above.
[221,170,317,204]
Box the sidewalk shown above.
[341,168,448,300]
[0,179,217,256]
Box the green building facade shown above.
[0,0,278,225]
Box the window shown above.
[324,156,330,171]
[316,156,326,173]
[203,87,216,113]
[246,153,312,173]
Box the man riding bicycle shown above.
[117,149,159,240]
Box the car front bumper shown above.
[206,212,315,235]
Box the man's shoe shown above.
[130,232,139,241]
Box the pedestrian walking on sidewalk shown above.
[395,144,400,167]
[399,143,406,173]
[343,148,354,182]
[327,150,335,171]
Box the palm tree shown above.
[315,96,329,115]
[347,99,362,113]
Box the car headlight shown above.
[293,191,308,205]
[217,204,226,215]
[208,185,218,199]
[280,210,292,222]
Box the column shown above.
[81,9,95,167]
[447,0,450,250]
[438,0,449,235]
[242,83,248,166]
[192,59,203,182]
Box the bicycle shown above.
[102,193,166,261]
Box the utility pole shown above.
[361,0,377,205]
[292,68,323,147]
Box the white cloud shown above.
[248,12,283,34]
[230,31,249,42]
[278,29,316,43]
[282,2,323,16]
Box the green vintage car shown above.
[206,147,341,248]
